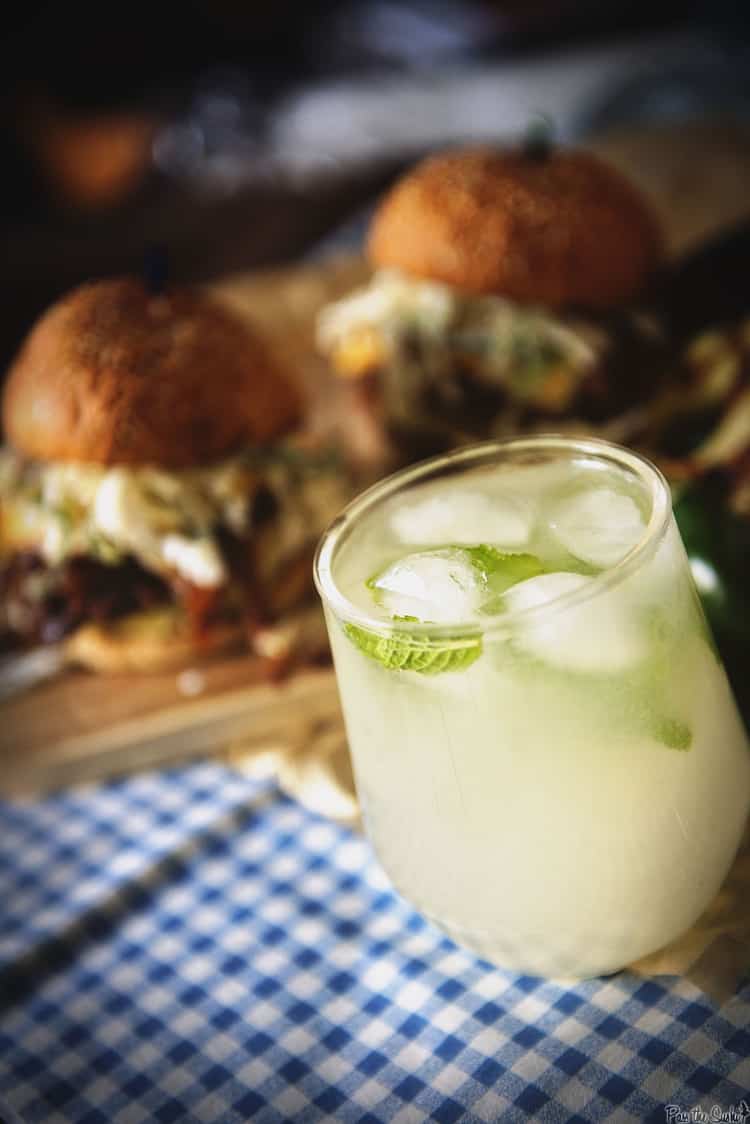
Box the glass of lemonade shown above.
[314,436,750,978]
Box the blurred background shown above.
[2,0,750,370]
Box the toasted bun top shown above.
[2,279,301,467]
[368,147,662,308]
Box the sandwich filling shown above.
[0,444,346,649]
[319,272,670,442]
[318,269,605,423]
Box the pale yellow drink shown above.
[315,438,750,977]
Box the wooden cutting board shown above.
[3,122,750,794]
[3,662,342,795]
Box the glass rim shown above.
[313,435,672,640]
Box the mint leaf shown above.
[343,622,482,674]
[366,547,543,599]
[649,714,692,751]
[640,616,693,751]
[358,547,544,668]
[464,547,544,614]
[463,545,510,573]
[464,546,544,592]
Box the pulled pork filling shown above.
[0,445,346,651]
[1,552,173,647]
[317,270,665,445]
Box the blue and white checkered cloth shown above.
[1,762,749,1123]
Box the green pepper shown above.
[673,473,750,728]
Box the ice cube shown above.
[390,489,531,548]
[504,571,645,672]
[372,549,485,623]
[548,487,645,568]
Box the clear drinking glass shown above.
[314,437,750,977]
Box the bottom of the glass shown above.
[422,913,638,980]
[388,884,702,980]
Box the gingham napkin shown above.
[3,763,748,1123]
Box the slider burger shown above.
[0,279,343,671]
[318,145,664,452]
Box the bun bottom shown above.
[65,607,244,673]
